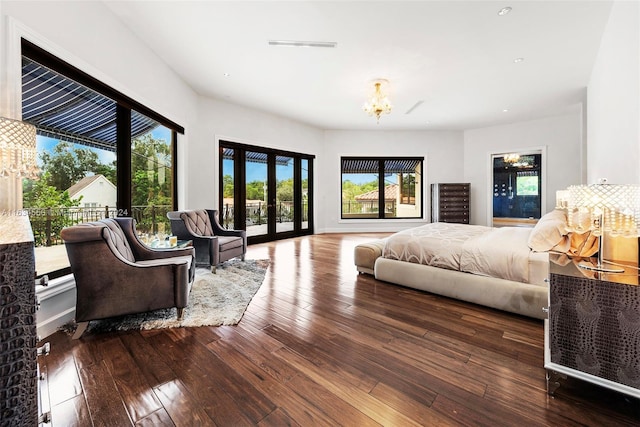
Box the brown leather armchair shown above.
[167,209,246,273]
[61,217,196,338]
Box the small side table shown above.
[149,239,192,249]
[545,256,640,398]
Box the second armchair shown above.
[167,209,246,273]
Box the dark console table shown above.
[0,214,39,425]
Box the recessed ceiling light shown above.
[268,40,337,48]
[513,57,524,63]
[503,109,509,112]
[498,7,512,16]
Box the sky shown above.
[36,124,171,167]
[223,158,295,183]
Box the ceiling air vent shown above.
[268,40,337,48]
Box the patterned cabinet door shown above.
[549,272,640,391]
[0,215,38,426]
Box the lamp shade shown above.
[0,117,38,179]
[565,184,640,237]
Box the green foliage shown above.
[23,171,83,208]
[517,176,539,196]
[246,180,266,201]
[23,171,84,246]
[223,174,234,198]
[341,179,378,201]
[130,134,172,233]
[276,178,293,201]
[38,141,114,191]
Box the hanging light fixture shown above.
[362,80,392,123]
[0,117,39,179]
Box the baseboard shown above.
[37,307,75,340]
[36,275,76,339]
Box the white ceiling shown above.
[104,1,613,131]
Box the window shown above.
[21,40,183,279]
[516,172,539,196]
[341,157,423,219]
[400,172,416,205]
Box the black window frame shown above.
[341,156,424,220]
[22,39,184,279]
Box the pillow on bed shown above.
[527,209,570,252]
[527,209,599,256]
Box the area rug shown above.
[63,259,269,335]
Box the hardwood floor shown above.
[40,233,640,426]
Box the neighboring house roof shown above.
[355,184,398,201]
[67,174,112,198]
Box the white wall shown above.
[587,0,640,184]
[190,97,324,210]
[77,177,117,208]
[464,112,583,226]
[321,130,464,233]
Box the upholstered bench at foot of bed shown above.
[354,239,386,275]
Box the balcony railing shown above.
[25,205,171,247]
[341,200,396,216]
[221,201,308,229]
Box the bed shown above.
[355,209,598,320]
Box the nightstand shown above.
[545,256,640,399]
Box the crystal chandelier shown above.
[362,81,392,123]
[0,117,39,179]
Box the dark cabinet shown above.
[431,183,470,224]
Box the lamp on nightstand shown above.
[560,182,640,273]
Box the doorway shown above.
[219,140,314,244]
[491,150,544,227]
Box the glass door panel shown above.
[276,156,294,234]
[246,151,269,237]
[131,111,174,241]
[301,158,309,230]
[221,147,235,228]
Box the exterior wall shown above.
[463,113,583,226]
[74,177,117,208]
[587,1,640,184]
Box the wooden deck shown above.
[39,233,640,426]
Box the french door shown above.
[219,141,314,244]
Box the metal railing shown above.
[341,200,396,216]
[221,201,308,229]
[25,205,171,247]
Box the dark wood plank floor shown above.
[40,233,640,426]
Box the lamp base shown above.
[578,261,624,274]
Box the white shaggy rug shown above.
[65,259,268,334]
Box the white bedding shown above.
[382,222,536,283]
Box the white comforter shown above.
[382,222,535,283]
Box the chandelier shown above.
[362,81,392,123]
[0,117,39,179]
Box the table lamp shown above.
[561,183,640,273]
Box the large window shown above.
[21,40,183,279]
[341,157,423,219]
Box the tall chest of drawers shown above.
[431,183,470,224]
